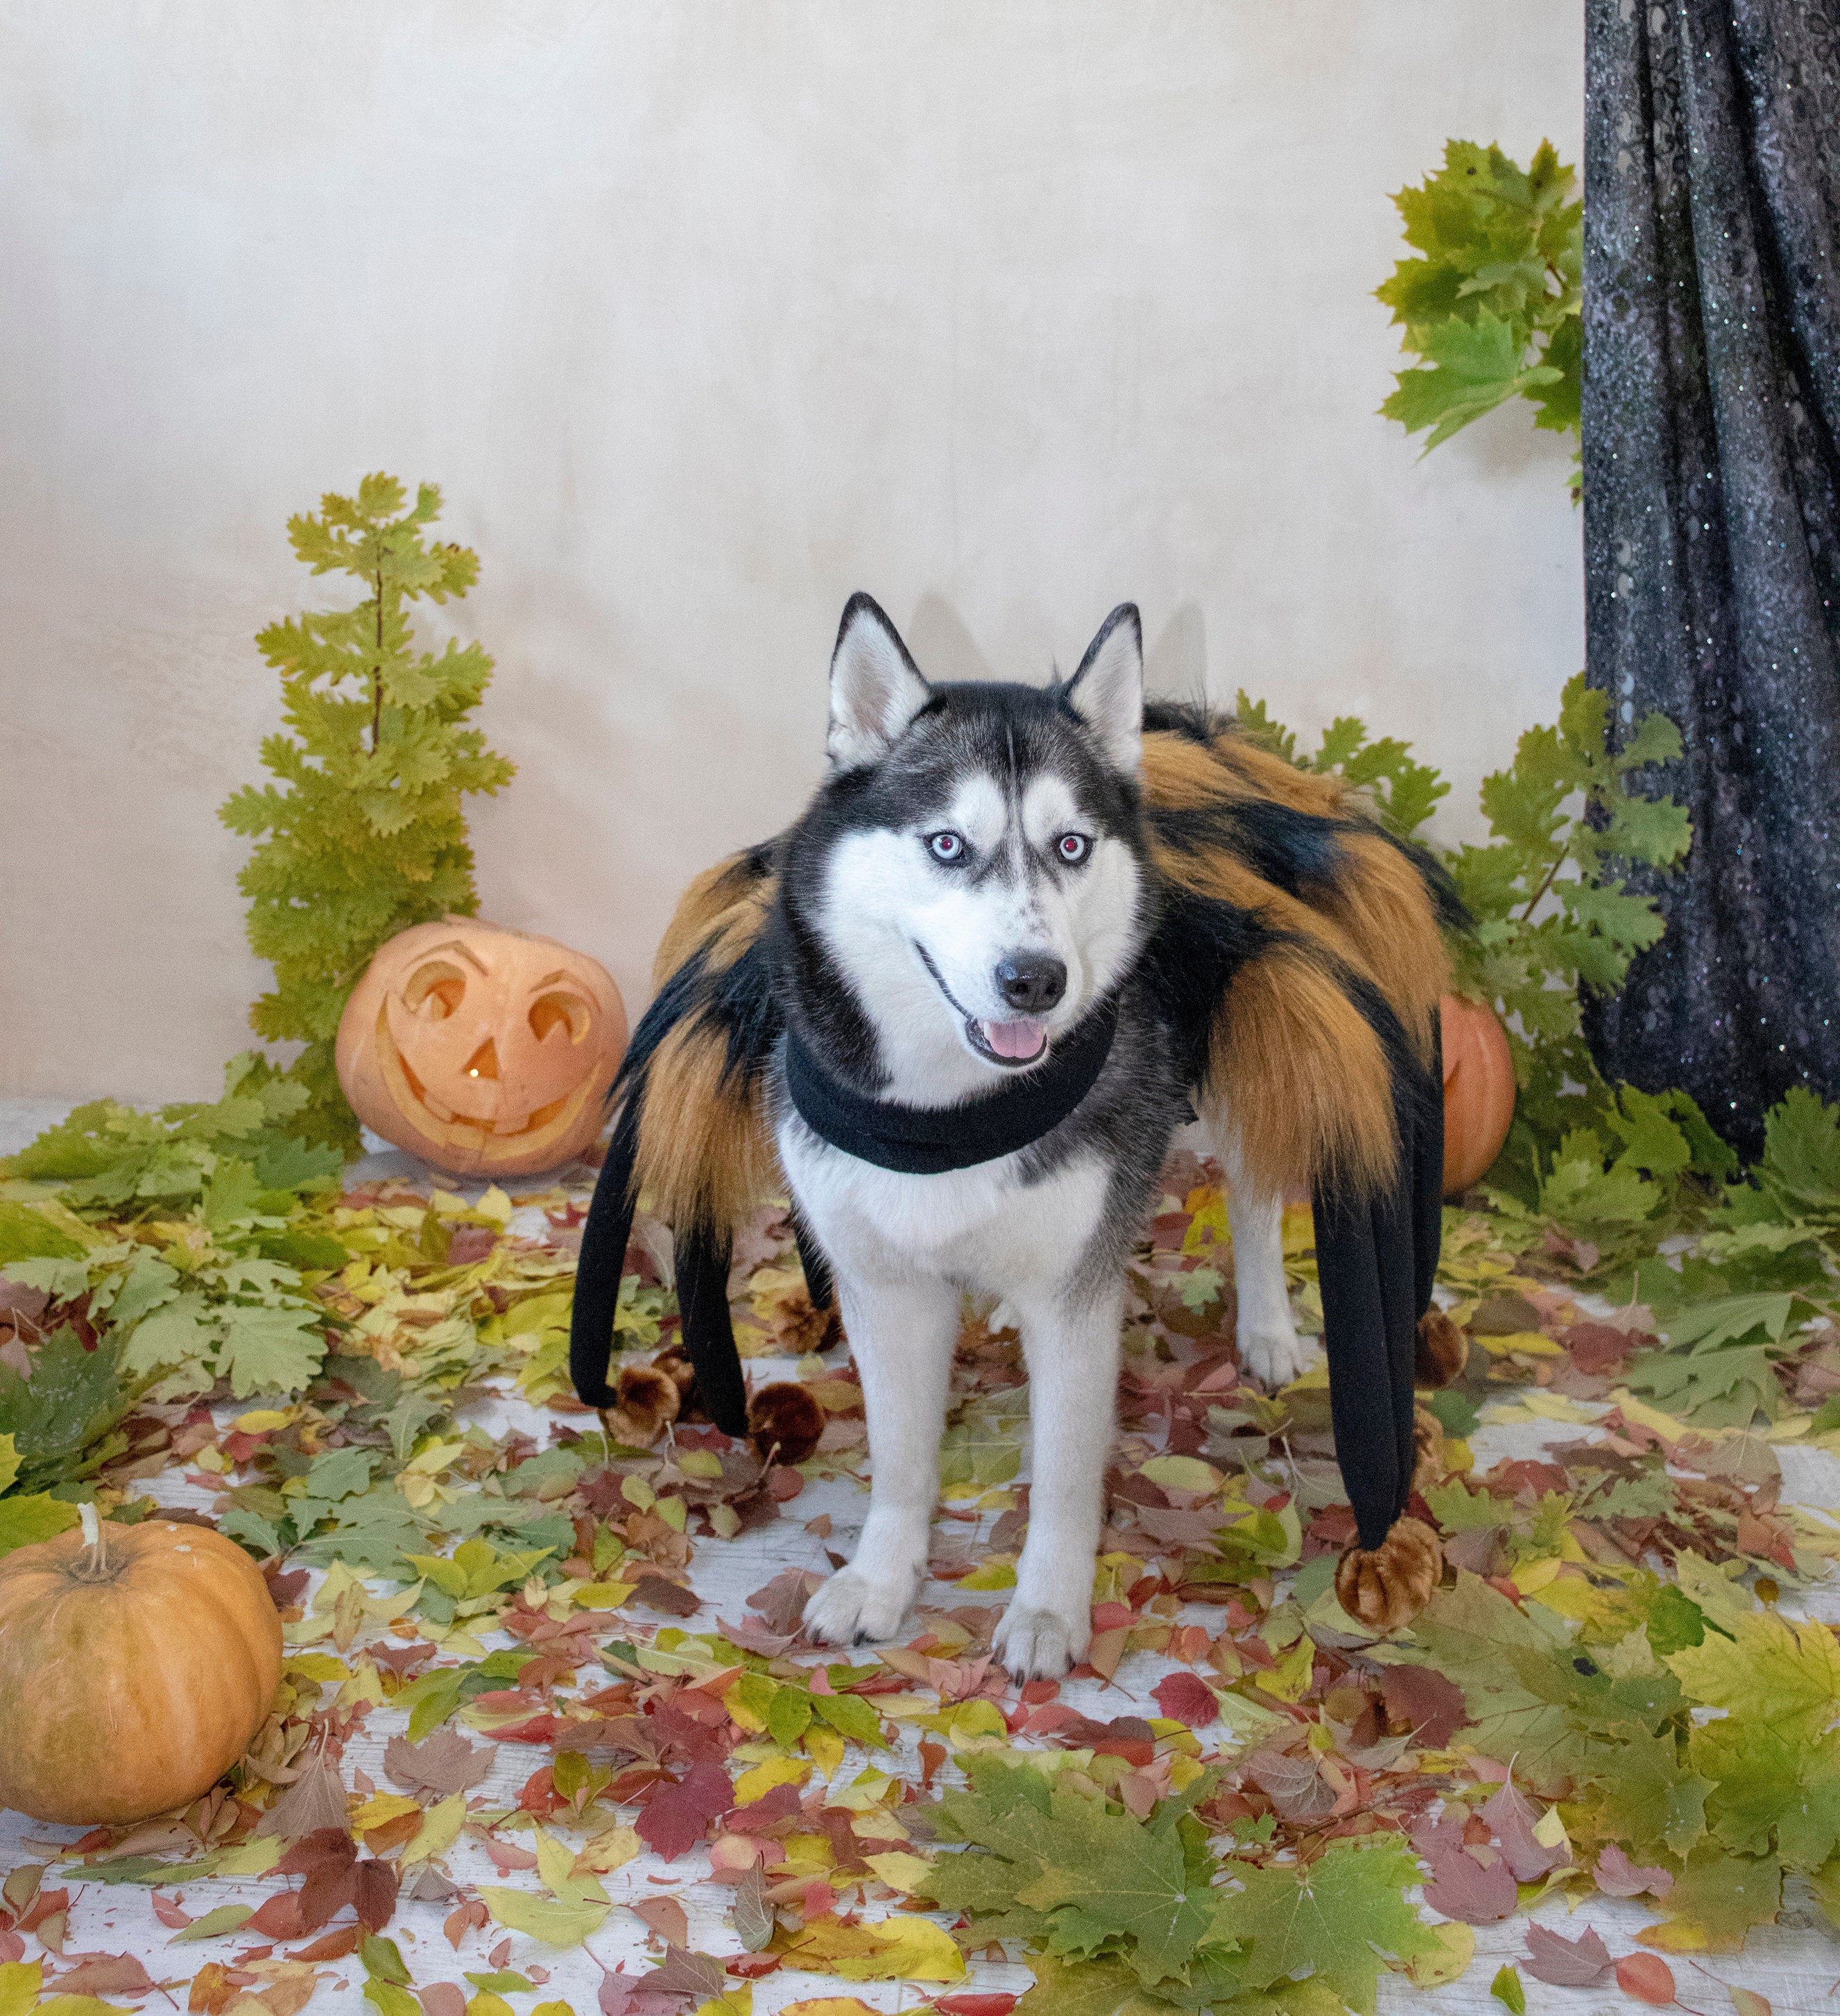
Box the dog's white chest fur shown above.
[777,1118,1109,1295]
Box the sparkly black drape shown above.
[1583,0,1840,1155]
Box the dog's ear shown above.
[1065,604,1143,774]
[827,594,931,771]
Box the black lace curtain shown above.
[1583,0,1840,1155]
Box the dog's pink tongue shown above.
[982,1017,1046,1060]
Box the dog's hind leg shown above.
[1213,1124,1312,1387]
[803,1272,960,1648]
[993,1278,1126,1679]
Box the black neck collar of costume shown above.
[783,994,1120,1175]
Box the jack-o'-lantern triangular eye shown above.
[528,992,590,1043]
[403,960,467,1019]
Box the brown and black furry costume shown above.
[571,697,1467,1631]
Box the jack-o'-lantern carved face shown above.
[336,917,628,1178]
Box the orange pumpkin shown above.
[336,916,628,1179]
[0,1509,282,1824]
[1441,993,1516,1195]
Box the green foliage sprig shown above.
[1377,141,1581,488]
[1237,676,1701,1222]
[1446,674,1694,1194]
[221,475,515,1152]
[1232,696,1448,842]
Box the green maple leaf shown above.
[0,1492,81,1557]
[1695,1723,1840,1870]
[0,1324,134,1496]
[295,1490,430,1573]
[0,1202,87,1265]
[1381,1573,1588,1791]
[118,1291,218,1384]
[1753,1086,1840,1223]
[1222,1838,1440,2015]
[215,1301,327,1396]
[1583,1732,1710,1861]
[1379,312,1555,450]
[1667,1610,1840,1745]
[1645,1844,1782,1951]
[1017,1802,1232,1985]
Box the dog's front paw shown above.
[993,1600,1090,1679]
[804,1566,916,1647]
[1237,1319,1312,1389]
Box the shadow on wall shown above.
[906,590,1210,703]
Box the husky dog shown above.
[571,595,1455,1676]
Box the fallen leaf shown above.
[1617,1953,1678,2004]
[636,1763,734,1862]
[1377,1662,1469,1746]
[628,1896,688,1948]
[384,1729,491,1796]
[1595,1844,1676,1898]
[1150,1672,1218,1728]
[1522,1923,1613,1988]
[479,1888,608,1947]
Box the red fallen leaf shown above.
[746,1566,820,1634]
[1378,1663,1470,1746]
[596,1967,682,2016]
[725,1954,781,1979]
[1566,1320,1636,1374]
[936,1997,1022,2016]
[644,1947,728,1999]
[1481,1779,1568,1882]
[1615,1952,1677,2004]
[351,1857,398,1931]
[629,1895,689,1947]
[1244,1747,1336,1821]
[637,1763,736,1861]
[630,1573,702,1618]
[248,1891,309,1941]
[17,1888,69,1933]
[1420,1842,1517,1923]
[418,1985,467,2016]
[447,1223,499,1264]
[150,1891,193,1930]
[1594,1844,1675,1898]
[1152,1671,1219,1728]
[291,1925,363,1963]
[1490,1458,1570,1501]
[0,1933,22,1965]
[444,1900,490,1949]
[481,1835,541,1872]
[1524,1923,1614,1987]
[275,1827,356,1879]
[52,1954,154,1995]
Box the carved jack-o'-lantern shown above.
[336,916,628,1179]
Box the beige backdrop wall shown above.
[0,1,1583,1104]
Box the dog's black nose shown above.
[995,955,1067,1014]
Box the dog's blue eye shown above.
[927,830,965,863]
[1057,833,1091,864]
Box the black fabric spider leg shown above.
[1370,1146,1420,1526]
[1312,1172,1405,1553]
[673,1226,750,1437]
[569,1097,642,1408]
[791,1211,835,1319]
[1411,1011,1445,1322]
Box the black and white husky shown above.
[572,595,1454,1675]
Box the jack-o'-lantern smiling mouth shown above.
[372,1005,602,1150]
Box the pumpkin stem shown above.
[74,1501,111,1580]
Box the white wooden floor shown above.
[3,1101,1837,2015]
